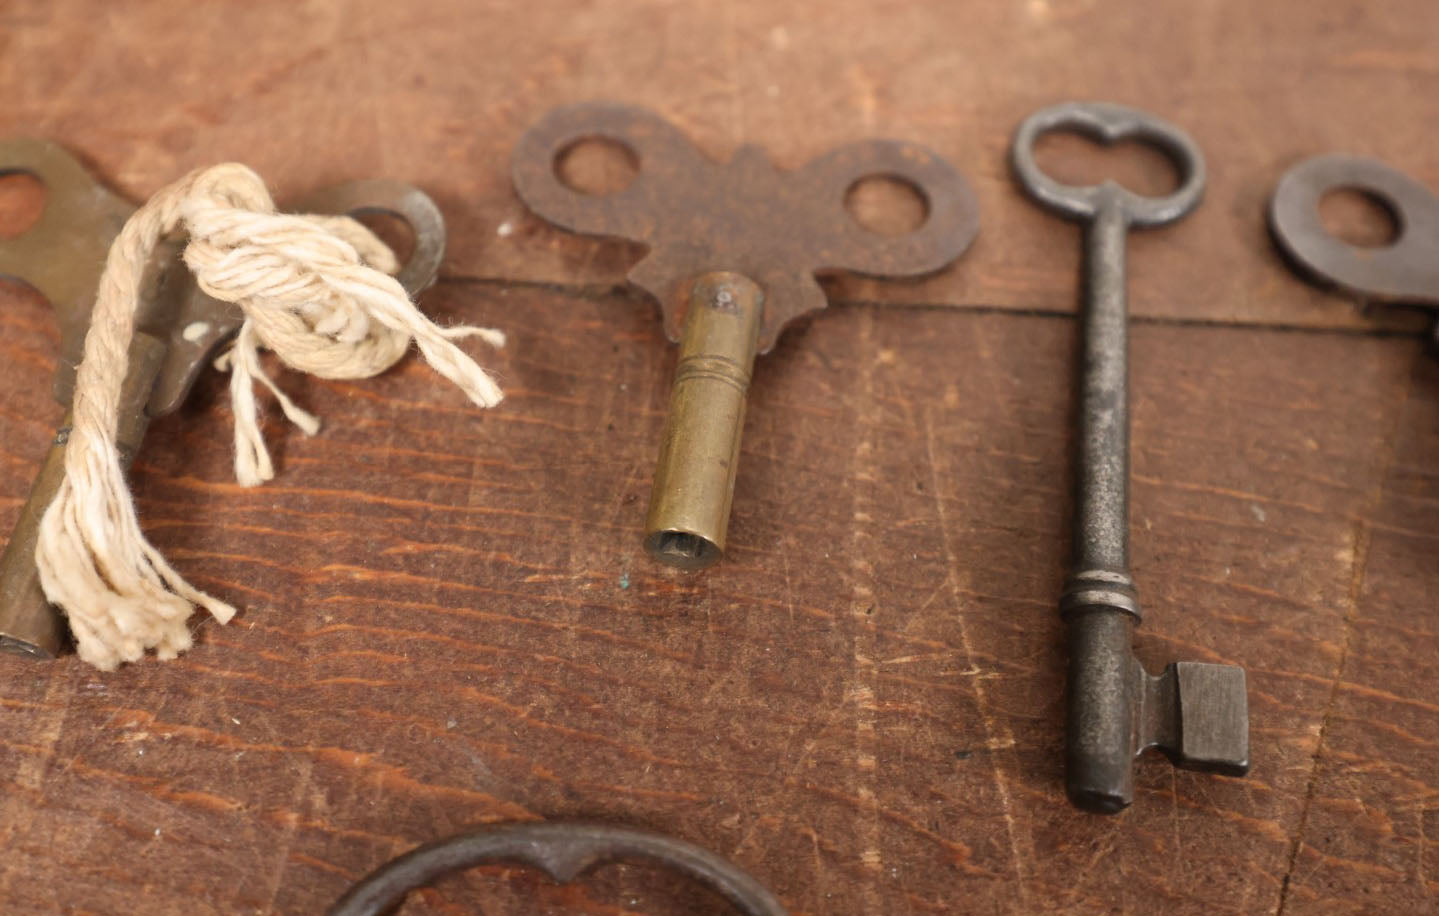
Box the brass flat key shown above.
[513,102,979,569]
[0,140,447,658]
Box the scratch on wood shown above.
[848,309,884,909]
[922,403,1034,909]
[1275,348,1416,915]
[0,674,74,899]
[258,757,314,914]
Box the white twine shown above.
[36,164,504,670]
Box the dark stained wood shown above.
[1277,353,1439,915]
[0,1,1436,914]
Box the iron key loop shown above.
[0,140,446,658]
[513,102,978,569]
[328,822,788,916]
[1270,154,1439,345]
[1011,102,1250,813]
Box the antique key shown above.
[1011,102,1250,812]
[513,102,978,569]
[330,822,787,916]
[1271,153,1439,345]
[0,140,446,658]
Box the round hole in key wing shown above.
[349,208,417,267]
[554,136,640,196]
[844,174,929,236]
[0,171,45,240]
[1031,131,1182,197]
[1318,187,1401,248]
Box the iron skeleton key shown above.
[1011,102,1250,813]
[329,822,787,916]
[1271,153,1439,346]
[513,102,979,569]
[0,139,446,658]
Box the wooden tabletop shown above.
[0,1,1435,913]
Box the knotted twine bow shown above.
[36,164,504,670]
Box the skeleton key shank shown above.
[1074,204,1131,577]
[1061,201,1144,810]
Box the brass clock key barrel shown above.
[513,102,979,568]
[644,271,764,567]
[0,140,446,658]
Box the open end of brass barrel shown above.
[640,272,762,572]
[643,529,723,570]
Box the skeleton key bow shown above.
[1271,153,1439,347]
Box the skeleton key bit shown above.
[0,139,445,658]
[1271,154,1439,346]
[1011,102,1250,813]
[514,102,978,568]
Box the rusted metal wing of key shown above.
[0,139,446,659]
[513,102,978,569]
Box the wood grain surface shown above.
[0,1,1436,914]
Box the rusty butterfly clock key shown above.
[0,139,446,659]
[513,102,979,569]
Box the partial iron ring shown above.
[327,821,788,916]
